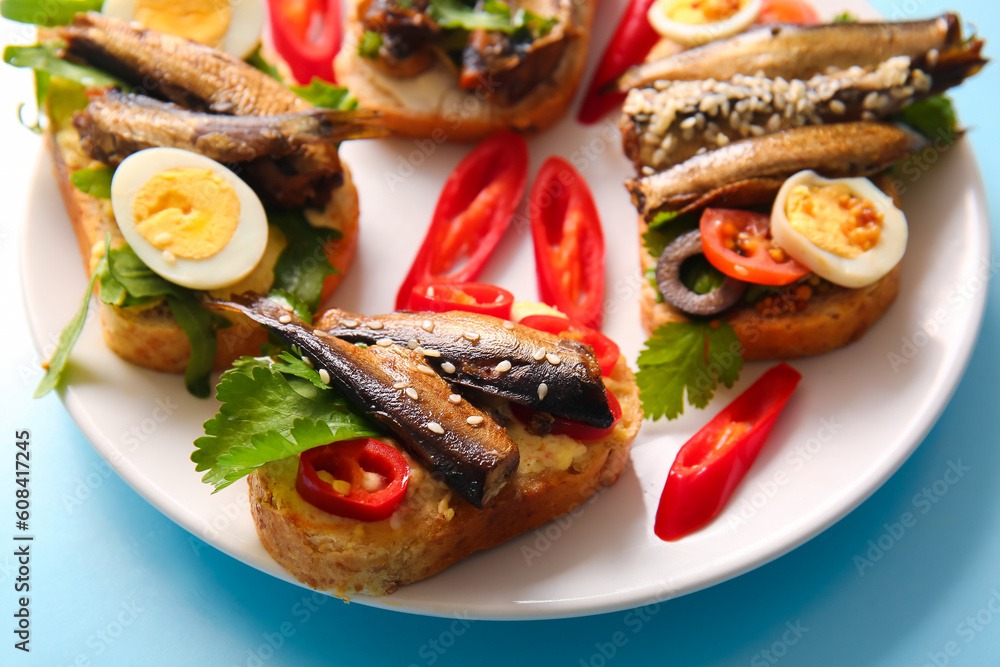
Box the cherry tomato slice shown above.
[519,315,621,376]
[296,439,409,522]
[699,209,810,286]
[511,390,623,441]
[407,282,514,319]
[755,0,821,25]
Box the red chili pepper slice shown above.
[296,438,409,522]
[518,315,620,376]
[655,363,802,541]
[407,282,514,319]
[577,0,661,124]
[529,157,606,330]
[511,389,623,441]
[266,0,342,84]
[395,132,529,309]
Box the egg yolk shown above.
[132,167,240,260]
[785,183,884,259]
[133,0,232,48]
[667,0,744,24]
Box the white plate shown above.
[18,0,990,620]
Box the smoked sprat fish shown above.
[626,122,928,216]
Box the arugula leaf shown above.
[427,0,516,31]
[192,363,380,491]
[34,272,97,398]
[358,30,383,59]
[289,79,358,110]
[101,240,183,301]
[3,43,125,88]
[892,94,957,144]
[268,208,341,311]
[267,288,314,325]
[833,11,857,22]
[1,0,102,26]
[245,45,283,82]
[70,167,113,198]
[167,295,223,398]
[636,321,742,420]
[642,210,700,259]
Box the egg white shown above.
[110,148,269,291]
[101,0,264,59]
[770,171,908,289]
[647,0,761,47]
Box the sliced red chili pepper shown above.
[519,314,620,376]
[511,389,623,441]
[577,0,661,124]
[529,157,606,329]
[395,132,529,310]
[266,0,342,84]
[407,282,514,319]
[700,208,810,286]
[296,438,409,522]
[655,363,802,541]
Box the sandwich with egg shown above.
[192,293,642,596]
[3,5,386,397]
[616,14,986,420]
[334,0,595,140]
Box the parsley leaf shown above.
[358,30,383,59]
[636,321,742,420]
[1,0,102,26]
[289,79,358,110]
[642,210,700,259]
[271,350,329,389]
[892,94,958,144]
[269,208,341,311]
[192,361,380,491]
[70,167,113,198]
[34,272,97,398]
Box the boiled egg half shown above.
[101,0,264,59]
[110,148,268,291]
[770,171,907,289]
[647,0,761,47]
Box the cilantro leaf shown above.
[892,94,958,144]
[3,43,124,88]
[269,208,341,311]
[192,363,380,491]
[34,272,97,398]
[636,321,742,420]
[427,0,513,31]
[246,45,283,82]
[833,11,857,22]
[642,210,700,259]
[358,30,383,59]
[267,288,314,325]
[289,79,358,110]
[1,0,102,26]
[70,167,113,198]
[271,350,329,390]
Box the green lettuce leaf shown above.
[427,0,512,31]
[70,167,113,198]
[3,43,124,88]
[892,94,958,144]
[167,295,224,399]
[33,272,97,398]
[289,79,358,110]
[358,31,383,59]
[192,361,380,491]
[269,208,341,311]
[641,210,700,260]
[636,321,742,421]
[245,45,283,82]
[1,0,102,26]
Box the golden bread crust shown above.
[248,357,642,597]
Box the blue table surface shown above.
[2,1,998,664]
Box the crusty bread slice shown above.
[248,355,641,597]
[46,110,360,374]
[333,0,595,141]
[638,177,903,360]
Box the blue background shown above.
[2,0,998,665]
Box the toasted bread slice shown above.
[333,0,595,141]
[45,107,360,374]
[248,354,641,597]
[638,178,903,360]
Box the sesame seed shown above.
[368,320,384,330]
[301,356,313,368]
[376,338,393,347]
[154,232,172,245]
[466,416,484,426]
[462,331,480,342]
[495,360,512,373]
[421,320,434,333]
[393,381,409,389]
[422,348,441,358]
[829,99,846,115]
[537,383,548,400]
[314,330,328,338]
[278,314,292,324]
[927,48,939,68]
[417,364,436,375]
[427,422,445,435]
[341,319,359,329]
[545,353,562,366]
[448,394,462,404]
[405,387,419,400]
[641,166,655,176]
[503,321,515,330]
[407,339,419,350]
[680,116,697,130]
[161,250,176,264]
[318,369,331,385]
[532,348,546,361]
[441,361,456,374]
